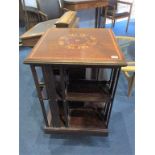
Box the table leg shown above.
[93,7,101,78]
[95,7,99,28]
[95,7,103,28]
[102,6,108,28]
[98,7,103,28]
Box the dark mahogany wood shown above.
[42,65,61,127]
[30,65,49,127]
[24,28,126,66]
[25,28,126,136]
[64,0,108,11]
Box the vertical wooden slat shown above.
[30,65,49,127]
[105,68,121,126]
[42,65,61,127]
[110,68,117,93]
[109,68,114,88]
[60,67,69,127]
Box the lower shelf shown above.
[44,126,108,136]
[45,108,108,136]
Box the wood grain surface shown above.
[24,28,126,66]
[64,0,108,10]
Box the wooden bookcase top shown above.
[24,28,126,66]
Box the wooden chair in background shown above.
[58,0,69,12]
[116,36,135,96]
[101,0,133,32]
[22,0,48,30]
[20,11,78,47]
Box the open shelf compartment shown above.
[66,79,111,102]
[44,107,108,136]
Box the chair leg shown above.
[111,19,115,28]
[113,19,116,28]
[111,20,114,28]
[126,16,130,32]
[98,8,102,28]
[128,73,135,97]
[102,6,108,28]
[95,8,98,28]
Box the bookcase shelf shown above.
[44,108,108,136]
[66,79,111,102]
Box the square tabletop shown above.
[24,28,126,67]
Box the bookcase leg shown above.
[39,99,49,127]
[105,68,121,127]
[109,68,114,88]
[30,65,49,127]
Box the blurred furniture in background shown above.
[62,0,109,28]
[116,36,135,96]
[101,0,133,31]
[20,11,79,47]
[19,0,25,27]
[21,0,48,30]
[20,0,63,27]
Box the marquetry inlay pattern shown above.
[58,33,97,50]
